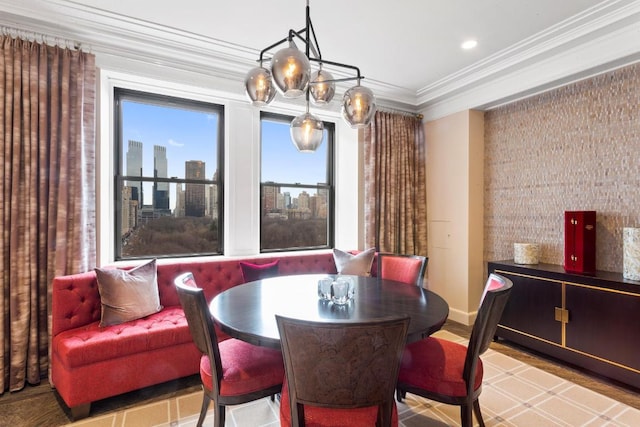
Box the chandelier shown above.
[244,0,376,152]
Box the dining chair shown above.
[276,315,410,427]
[174,272,284,427]
[377,253,428,287]
[395,273,513,427]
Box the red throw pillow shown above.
[239,260,280,283]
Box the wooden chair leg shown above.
[196,394,211,427]
[214,404,225,427]
[460,404,473,427]
[473,399,486,427]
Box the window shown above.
[260,112,334,251]
[114,88,224,259]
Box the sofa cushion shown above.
[240,260,280,283]
[333,248,375,276]
[52,306,193,368]
[95,259,163,327]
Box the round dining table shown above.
[210,274,449,350]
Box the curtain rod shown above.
[1,24,83,51]
[377,107,423,120]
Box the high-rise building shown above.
[175,184,185,217]
[122,186,139,236]
[283,192,291,209]
[122,186,132,235]
[185,160,206,217]
[126,140,143,203]
[153,145,170,212]
[316,187,328,219]
[298,190,310,210]
[262,182,279,215]
[206,169,219,220]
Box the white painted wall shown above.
[425,110,485,325]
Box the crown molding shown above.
[1,0,638,117]
[419,13,640,121]
[418,0,640,119]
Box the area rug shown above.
[65,330,640,427]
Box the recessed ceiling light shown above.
[461,39,478,50]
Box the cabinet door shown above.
[495,271,562,345]
[566,285,640,371]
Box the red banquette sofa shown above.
[51,251,375,419]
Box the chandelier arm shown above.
[309,75,362,85]
[308,57,362,80]
[258,27,307,62]
[305,3,321,60]
[288,29,309,49]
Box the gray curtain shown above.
[0,36,96,394]
[363,111,427,255]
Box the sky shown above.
[122,100,218,181]
[121,100,330,206]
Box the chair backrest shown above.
[377,253,428,287]
[463,273,513,389]
[174,272,224,393]
[277,315,410,427]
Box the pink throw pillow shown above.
[95,258,162,327]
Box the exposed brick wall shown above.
[484,62,640,273]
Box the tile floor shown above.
[64,331,640,427]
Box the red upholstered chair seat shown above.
[279,378,399,427]
[398,337,483,397]
[200,339,285,397]
[175,272,284,426]
[396,273,513,427]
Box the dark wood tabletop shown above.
[210,274,449,349]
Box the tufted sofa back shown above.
[154,252,340,307]
[52,251,355,338]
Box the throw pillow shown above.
[333,248,376,276]
[95,258,162,327]
[240,260,280,283]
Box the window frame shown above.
[113,87,225,260]
[259,111,335,253]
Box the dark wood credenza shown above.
[488,260,640,390]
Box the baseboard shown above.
[447,306,477,327]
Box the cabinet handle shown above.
[554,307,570,323]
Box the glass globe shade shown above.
[271,45,310,98]
[244,66,276,106]
[290,112,324,152]
[309,69,335,105]
[342,85,376,128]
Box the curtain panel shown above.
[0,36,96,394]
[363,111,427,256]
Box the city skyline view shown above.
[117,92,333,257]
[121,99,218,210]
[121,100,331,209]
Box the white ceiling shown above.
[1,0,639,118]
